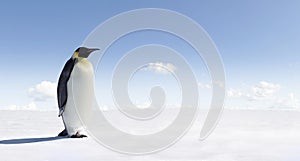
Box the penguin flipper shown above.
[57,58,76,116]
[58,108,64,117]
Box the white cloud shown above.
[6,102,37,111]
[227,88,243,98]
[249,81,280,100]
[143,62,176,74]
[226,81,299,110]
[275,93,300,109]
[136,102,151,109]
[228,81,280,101]
[213,80,225,88]
[198,82,212,89]
[28,81,57,101]
[4,81,58,111]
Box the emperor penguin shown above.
[57,47,99,138]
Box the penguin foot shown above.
[58,129,68,136]
[70,132,87,138]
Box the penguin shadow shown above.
[0,136,67,145]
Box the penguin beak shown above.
[88,48,100,54]
[78,48,100,58]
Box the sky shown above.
[0,0,299,111]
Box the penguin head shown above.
[73,47,99,58]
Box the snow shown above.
[1,110,300,161]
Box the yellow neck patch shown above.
[73,51,79,58]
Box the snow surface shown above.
[1,110,300,161]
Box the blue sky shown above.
[0,0,299,110]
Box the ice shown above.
[1,110,300,161]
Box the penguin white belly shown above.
[63,59,94,136]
